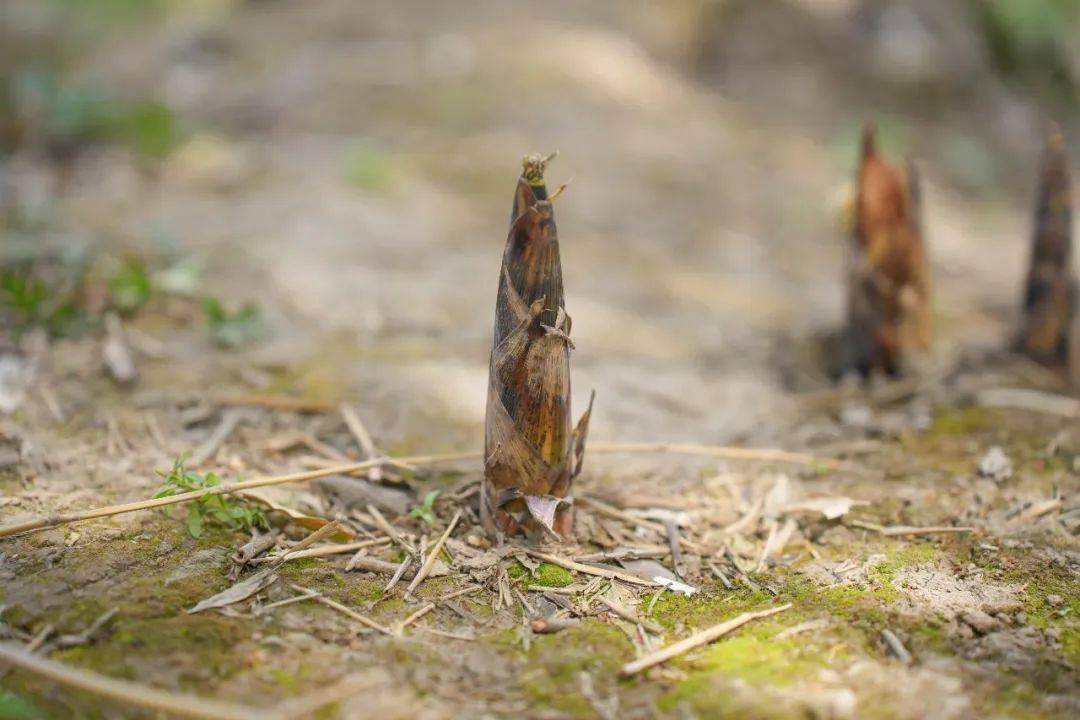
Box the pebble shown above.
[959,609,1000,634]
[976,446,1013,482]
[1046,594,1064,606]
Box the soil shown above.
[0,2,1077,719]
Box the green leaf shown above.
[344,142,395,193]
[108,259,152,315]
[154,455,266,538]
[0,690,42,720]
[186,507,204,539]
[409,490,441,525]
[154,257,203,297]
[203,297,267,348]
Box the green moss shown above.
[279,560,345,590]
[977,680,1066,720]
[508,561,574,587]
[649,584,770,631]
[695,629,840,685]
[268,664,316,696]
[344,143,397,193]
[867,543,940,600]
[929,406,995,436]
[52,612,250,686]
[521,620,631,718]
[1000,552,1080,666]
[531,563,574,587]
[345,577,385,604]
[658,674,802,719]
[0,690,42,720]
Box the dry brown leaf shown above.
[238,489,356,540]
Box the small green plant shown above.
[344,142,395,192]
[0,269,48,322]
[0,267,83,338]
[203,297,266,348]
[108,259,152,314]
[153,457,266,539]
[0,690,41,720]
[409,490,441,525]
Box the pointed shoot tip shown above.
[522,151,558,186]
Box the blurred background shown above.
[1,0,1079,449]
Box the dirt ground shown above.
[1,1,1078,718]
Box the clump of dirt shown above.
[892,563,1024,620]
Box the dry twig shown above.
[250,537,390,564]
[594,594,663,634]
[524,550,661,588]
[975,388,1079,419]
[289,584,391,635]
[1,442,848,540]
[0,453,477,538]
[340,403,383,481]
[619,603,792,676]
[0,641,261,720]
[846,519,976,536]
[216,394,335,413]
[405,511,461,597]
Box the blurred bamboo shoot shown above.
[483,153,593,540]
[1016,123,1078,386]
[845,123,932,377]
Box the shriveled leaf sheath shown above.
[484,154,591,539]
[1017,123,1077,380]
[846,123,931,377]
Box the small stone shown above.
[466,533,489,549]
[1045,627,1062,641]
[1015,612,1028,624]
[960,609,1001,635]
[1046,594,1064,606]
[839,403,874,429]
[976,446,1013,482]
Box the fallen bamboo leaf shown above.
[188,522,340,613]
[1015,122,1078,384]
[187,567,278,614]
[619,603,792,676]
[237,489,356,540]
[483,152,594,539]
[315,475,412,515]
[1015,498,1063,524]
[845,122,931,377]
[594,594,664,635]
